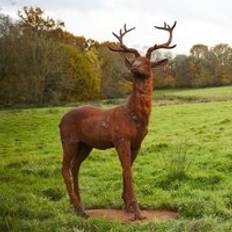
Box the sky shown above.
[1,0,232,55]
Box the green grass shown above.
[1,86,232,231]
[154,86,232,104]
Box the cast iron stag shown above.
[59,21,177,220]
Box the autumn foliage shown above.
[0,7,232,106]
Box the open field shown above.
[0,86,232,231]
[154,86,232,104]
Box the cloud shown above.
[1,0,104,11]
[1,0,232,54]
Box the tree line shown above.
[156,44,232,89]
[0,7,231,106]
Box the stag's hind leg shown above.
[62,141,87,217]
[71,143,92,214]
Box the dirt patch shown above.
[86,209,178,224]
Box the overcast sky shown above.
[1,0,231,54]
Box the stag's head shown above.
[109,22,177,78]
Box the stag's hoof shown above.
[124,205,134,213]
[82,212,90,219]
[74,207,89,218]
[130,212,146,221]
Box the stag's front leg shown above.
[122,147,140,212]
[115,140,145,220]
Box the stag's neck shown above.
[126,72,153,126]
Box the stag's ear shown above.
[124,56,133,68]
[151,58,168,68]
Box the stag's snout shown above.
[130,57,151,77]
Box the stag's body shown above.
[60,23,176,220]
[60,70,152,150]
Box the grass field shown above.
[154,86,232,104]
[1,86,232,231]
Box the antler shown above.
[146,21,177,60]
[109,24,140,57]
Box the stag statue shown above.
[59,21,177,220]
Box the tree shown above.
[172,55,191,87]
[18,6,64,32]
[189,44,212,87]
[0,11,69,106]
[62,45,101,101]
[97,44,132,98]
[210,44,232,85]
[153,51,176,89]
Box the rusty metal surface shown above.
[60,22,177,221]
